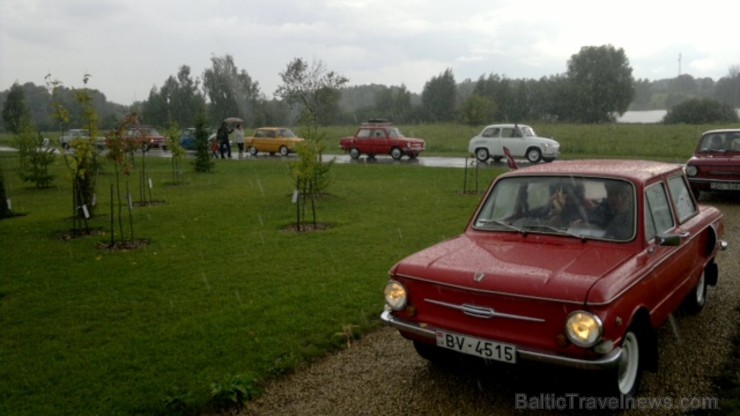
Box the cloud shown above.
[1,0,739,105]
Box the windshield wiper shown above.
[521,224,590,241]
[476,219,523,232]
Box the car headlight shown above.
[384,280,407,311]
[685,165,698,177]
[565,311,602,347]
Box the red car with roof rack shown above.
[339,119,425,160]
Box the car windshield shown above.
[279,129,296,138]
[699,132,740,152]
[386,127,403,138]
[473,176,635,241]
[520,126,536,137]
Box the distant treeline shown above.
[2,50,739,132]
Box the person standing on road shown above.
[234,123,245,159]
[217,121,232,159]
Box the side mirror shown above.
[658,234,681,246]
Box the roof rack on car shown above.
[363,119,392,125]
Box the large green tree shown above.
[566,45,635,123]
[275,57,348,126]
[715,66,740,108]
[421,68,457,122]
[372,85,413,122]
[1,83,29,134]
[202,55,261,126]
[142,65,206,127]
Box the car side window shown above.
[482,128,499,138]
[502,128,516,138]
[667,175,697,223]
[357,129,371,138]
[374,130,385,138]
[645,183,675,240]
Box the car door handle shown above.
[677,231,690,238]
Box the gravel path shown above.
[239,195,739,416]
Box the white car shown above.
[467,123,560,163]
[59,129,106,150]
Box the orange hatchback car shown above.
[245,127,305,156]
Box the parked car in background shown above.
[59,129,105,150]
[126,126,167,151]
[245,127,305,156]
[468,123,560,164]
[339,119,425,160]
[382,160,726,397]
[685,129,740,198]
[179,128,197,150]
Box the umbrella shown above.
[223,117,243,124]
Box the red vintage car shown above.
[685,129,740,198]
[339,120,425,160]
[382,160,727,397]
[125,126,167,151]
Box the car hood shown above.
[530,136,560,146]
[688,152,740,165]
[391,233,633,303]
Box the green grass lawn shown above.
[0,152,502,415]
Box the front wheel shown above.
[348,148,361,159]
[390,147,403,160]
[475,148,489,162]
[610,329,644,398]
[526,148,542,163]
[248,146,258,156]
[279,145,289,156]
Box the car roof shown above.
[504,160,683,185]
[701,128,740,135]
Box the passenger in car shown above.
[598,182,633,240]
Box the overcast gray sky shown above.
[2,0,738,106]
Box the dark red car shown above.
[382,160,726,397]
[339,120,425,160]
[126,126,167,151]
[685,129,740,198]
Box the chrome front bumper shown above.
[380,310,622,370]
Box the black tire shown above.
[248,146,258,156]
[609,328,644,398]
[475,148,489,162]
[390,147,403,160]
[526,148,542,163]
[279,146,289,157]
[683,270,707,314]
[348,148,361,159]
